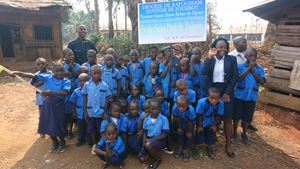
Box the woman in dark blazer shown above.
[202,38,238,158]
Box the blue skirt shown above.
[38,96,67,137]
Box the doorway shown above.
[0,24,14,57]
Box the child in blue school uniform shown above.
[232,48,266,145]
[115,56,129,97]
[93,123,126,168]
[121,101,144,154]
[178,58,198,91]
[142,61,161,98]
[174,79,196,106]
[37,63,71,153]
[73,66,89,88]
[143,46,159,75]
[100,101,124,136]
[139,99,169,169]
[194,88,224,159]
[62,48,81,139]
[102,54,121,97]
[127,84,146,111]
[82,65,112,149]
[154,89,173,154]
[128,49,144,87]
[190,47,206,99]
[12,57,52,138]
[70,73,89,147]
[159,47,174,100]
[172,95,196,162]
[82,49,99,75]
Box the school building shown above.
[0,0,70,61]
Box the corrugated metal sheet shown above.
[0,0,71,10]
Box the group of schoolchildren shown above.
[12,37,266,169]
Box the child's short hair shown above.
[176,79,188,89]
[149,98,161,108]
[191,47,201,56]
[150,46,158,51]
[180,58,189,65]
[87,49,97,56]
[62,48,73,58]
[177,95,189,104]
[36,57,47,64]
[52,63,64,71]
[131,84,141,92]
[91,65,102,72]
[105,123,117,133]
[130,49,139,56]
[129,100,139,108]
[111,101,122,109]
[150,61,158,68]
[78,73,89,80]
[106,48,117,58]
[208,87,221,96]
[245,47,258,56]
[104,54,114,60]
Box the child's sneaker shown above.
[206,147,216,159]
[231,133,238,144]
[162,147,174,154]
[49,142,58,153]
[241,133,249,145]
[57,141,66,153]
[174,150,181,158]
[182,150,190,162]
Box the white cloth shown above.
[213,56,225,83]
[229,49,247,65]
[111,117,118,125]
[151,118,157,123]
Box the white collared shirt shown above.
[213,56,225,83]
[229,49,247,65]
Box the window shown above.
[33,25,53,40]
[217,34,231,41]
[247,33,262,41]
[232,34,244,39]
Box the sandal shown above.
[174,150,181,158]
[225,146,235,158]
[148,158,161,169]
[206,147,216,159]
[183,150,190,162]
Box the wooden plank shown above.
[272,48,300,60]
[274,60,294,69]
[267,77,300,95]
[259,90,300,112]
[269,68,291,79]
[277,25,300,34]
[275,35,300,47]
[274,45,300,53]
[289,60,300,91]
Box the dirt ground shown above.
[0,60,300,169]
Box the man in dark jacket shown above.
[68,25,98,65]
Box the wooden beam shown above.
[289,60,300,91]
[267,77,300,95]
[269,68,291,79]
[259,90,300,112]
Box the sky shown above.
[70,0,269,32]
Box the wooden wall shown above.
[0,7,63,61]
[268,10,300,96]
